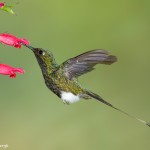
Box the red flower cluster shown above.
[0,33,29,48]
[0,64,24,78]
[0,33,29,78]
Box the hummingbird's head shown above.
[22,44,54,62]
[22,44,57,74]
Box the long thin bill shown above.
[21,43,35,51]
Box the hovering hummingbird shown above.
[22,43,150,127]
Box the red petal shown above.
[0,33,30,48]
[12,68,24,74]
[0,64,12,75]
[0,64,24,78]
[14,42,21,48]
[0,3,4,8]
[0,33,18,47]
[19,38,30,45]
[10,73,16,78]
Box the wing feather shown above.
[60,49,117,79]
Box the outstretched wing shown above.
[60,49,117,80]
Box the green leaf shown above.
[0,5,15,15]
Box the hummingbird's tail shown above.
[85,90,150,127]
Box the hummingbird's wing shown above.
[60,49,117,79]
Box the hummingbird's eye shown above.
[38,50,45,56]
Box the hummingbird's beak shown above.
[21,43,35,51]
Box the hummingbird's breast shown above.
[43,72,84,99]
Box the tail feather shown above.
[86,90,150,127]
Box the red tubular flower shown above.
[0,2,4,8]
[0,33,29,48]
[0,64,24,78]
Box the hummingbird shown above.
[22,43,150,127]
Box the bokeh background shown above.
[0,0,150,150]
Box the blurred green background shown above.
[0,0,150,150]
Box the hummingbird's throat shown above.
[35,54,57,75]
